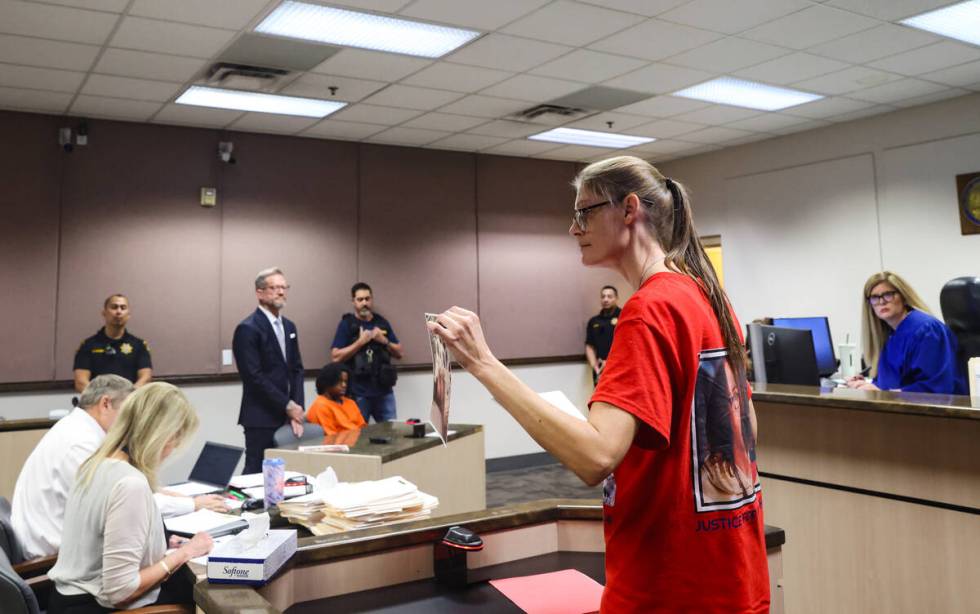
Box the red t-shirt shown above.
[591,272,769,613]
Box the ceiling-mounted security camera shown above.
[218,141,236,164]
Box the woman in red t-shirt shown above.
[428,156,770,613]
[306,363,365,434]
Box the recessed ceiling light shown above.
[528,127,655,149]
[901,0,980,46]
[673,77,823,111]
[255,0,481,58]
[175,86,346,118]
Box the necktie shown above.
[273,318,287,361]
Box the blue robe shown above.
[873,309,966,394]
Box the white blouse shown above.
[49,459,166,609]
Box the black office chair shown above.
[940,276,980,381]
[0,497,25,565]
[0,547,39,614]
[272,422,326,448]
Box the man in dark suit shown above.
[233,267,305,473]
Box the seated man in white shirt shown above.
[10,374,227,560]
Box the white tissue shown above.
[315,467,338,492]
[234,512,270,550]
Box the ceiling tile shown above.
[312,49,431,82]
[823,105,894,123]
[429,133,509,151]
[467,119,547,138]
[725,112,813,132]
[502,0,645,46]
[94,48,206,82]
[361,85,463,111]
[631,118,706,138]
[807,23,938,64]
[630,138,702,154]
[302,119,386,140]
[613,95,708,117]
[37,0,128,10]
[0,34,99,71]
[280,73,387,103]
[575,0,689,17]
[531,49,647,83]
[784,96,876,119]
[892,87,968,108]
[672,105,761,125]
[679,125,754,144]
[869,42,980,77]
[589,19,724,61]
[399,0,550,30]
[229,113,321,134]
[129,0,269,29]
[825,0,957,21]
[331,103,422,125]
[402,63,513,93]
[565,111,654,132]
[480,74,587,102]
[446,34,571,73]
[69,95,162,121]
[658,0,813,35]
[849,78,947,104]
[402,112,488,132]
[367,126,452,146]
[792,66,902,95]
[152,103,242,128]
[0,85,73,113]
[483,138,563,157]
[734,52,850,85]
[0,64,84,93]
[603,63,714,95]
[326,0,413,12]
[0,1,117,45]
[534,144,615,161]
[664,37,790,73]
[770,118,832,134]
[82,74,181,102]
[741,5,878,50]
[110,16,236,57]
[438,94,530,118]
[921,60,980,87]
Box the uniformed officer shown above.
[585,285,621,386]
[73,294,152,392]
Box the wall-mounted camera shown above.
[58,122,90,153]
[218,141,236,164]
[58,127,73,153]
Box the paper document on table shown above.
[539,390,587,421]
[425,313,451,445]
[229,471,305,490]
[490,568,604,614]
[163,509,247,537]
[164,481,220,497]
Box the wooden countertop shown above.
[751,383,980,421]
[269,422,482,463]
[0,416,57,432]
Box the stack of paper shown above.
[278,476,438,536]
[229,471,306,490]
[163,509,248,537]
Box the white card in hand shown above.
[539,390,587,421]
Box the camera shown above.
[218,141,236,164]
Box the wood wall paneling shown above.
[219,132,359,375]
[55,120,222,378]
[0,112,61,383]
[357,145,479,365]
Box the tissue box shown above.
[206,529,297,586]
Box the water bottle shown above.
[262,457,285,509]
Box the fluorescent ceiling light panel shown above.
[175,86,346,118]
[528,127,655,149]
[255,1,481,58]
[901,0,980,46]
[673,77,823,111]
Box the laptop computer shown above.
[166,441,244,497]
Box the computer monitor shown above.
[772,316,836,377]
[747,324,821,386]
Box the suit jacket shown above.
[233,308,305,428]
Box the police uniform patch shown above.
[120,343,133,355]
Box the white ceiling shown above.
[1,0,978,162]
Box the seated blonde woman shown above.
[48,382,213,612]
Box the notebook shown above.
[166,442,244,497]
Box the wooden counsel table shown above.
[265,422,485,518]
[751,384,980,614]
[0,417,56,500]
[191,500,787,613]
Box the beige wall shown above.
[660,92,980,352]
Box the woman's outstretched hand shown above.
[426,307,497,377]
